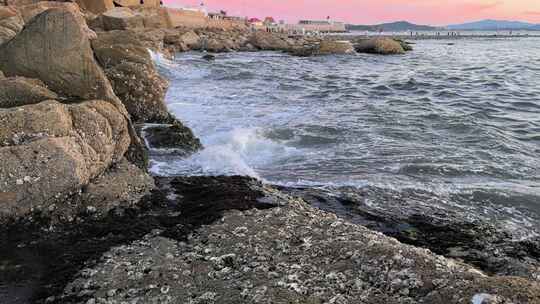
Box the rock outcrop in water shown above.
[354,37,407,55]
[0,2,539,304]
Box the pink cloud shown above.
[163,0,540,25]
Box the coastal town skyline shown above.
[163,0,540,25]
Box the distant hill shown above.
[447,19,540,30]
[346,21,439,32]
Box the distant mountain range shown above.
[447,19,540,30]
[346,21,440,32]
[346,19,540,32]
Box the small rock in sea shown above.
[203,54,216,61]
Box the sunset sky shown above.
[163,0,540,25]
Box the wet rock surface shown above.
[92,30,171,123]
[60,182,540,304]
[141,122,202,154]
[0,176,283,304]
[2,176,538,304]
[278,185,540,280]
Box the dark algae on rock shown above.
[0,176,282,304]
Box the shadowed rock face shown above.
[0,176,280,303]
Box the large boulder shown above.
[0,8,120,104]
[164,30,201,51]
[318,40,355,54]
[249,31,290,51]
[290,40,356,57]
[0,76,58,108]
[0,100,131,218]
[92,30,170,123]
[74,0,114,15]
[355,37,405,55]
[16,1,83,23]
[132,6,168,29]
[0,5,23,45]
[101,7,144,31]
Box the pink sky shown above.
[164,0,540,25]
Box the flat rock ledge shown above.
[54,178,540,304]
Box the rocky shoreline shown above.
[1,2,539,304]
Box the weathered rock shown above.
[0,70,4,79]
[289,40,356,57]
[318,40,355,55]
[74,0,114,15]
[0,76,58,108]
[280,185,540,280]
[132,6,169,29]
[0,100,130,218]
[60,184,540,304]
[142,122,202,154]
[92,30,170,123]
[355,37,405,55]
[0,8,119,104]
[249,30,290,51]
[178,30,201,49]
[0,5,23,45]
[102,7,144,31]
[16,1,84,23]
[75,158,155,216]
[395,38,413,51]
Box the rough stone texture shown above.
[92,30,170,123]
[249,30,290,51]
[102,7,144,31]
[133,6,169,29]
[142,122,202,156]
[355,38,405,55]
[281,186,540,281]
[0,76,58,108]
[74,158,155,217]
[62,194,540,304]
[74,0,114,15]
[0,8,120,104]
[318,40,355,55]
[0,100,130,219]
[0,5,23,45]
[289,40,355,57]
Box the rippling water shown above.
[149,38,540,234]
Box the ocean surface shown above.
[149,37,540,237]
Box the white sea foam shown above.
[149,127,298,179]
